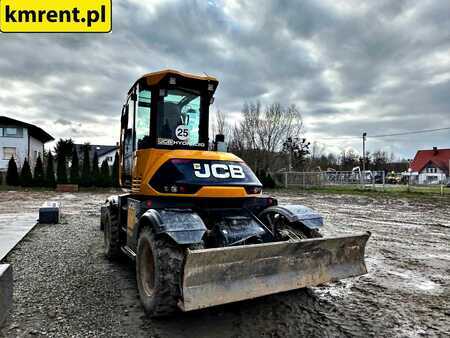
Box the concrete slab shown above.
[0,213,37,261]
[0,264,13,328]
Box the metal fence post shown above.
[284,172,288,189]
[382,171,385,192]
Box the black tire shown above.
[136,227,184,317]
[104,206,121,259]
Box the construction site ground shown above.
[1,190,449,337]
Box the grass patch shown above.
[267,184,450,200]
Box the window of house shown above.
[3,147,16,160]
[106,156,113,162]
[3,127,23,137]
[33,150,41,162]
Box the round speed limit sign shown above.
[175,125,189,140]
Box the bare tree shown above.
[216,110,226,135]
[228,101,305,172]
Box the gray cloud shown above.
[0,0,449,157]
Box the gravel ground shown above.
[0,190,449,337]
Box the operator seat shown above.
[159,102,182,138]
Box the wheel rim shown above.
[140,239,155,297]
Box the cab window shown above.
[136,86,152,149]
[157,88,202,147]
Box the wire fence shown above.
[272,170,450,195]
[273,171,386,188]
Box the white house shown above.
[409,147,450,185]
[0,116,54,171]
[74,144,118,167]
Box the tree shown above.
[372,150,389,171]
[80,143,91,187]
[92,151,100,186]
[70,148,80,185]
[99,159,111,187]
[20,158,33,187]
[33,155,45,186]
[45,151,56,188]
[339,149,360,171]
[54,138,74,161]
[56,152,68,184]
[228,102,305,172]
[111,152,120,187]
[283,137,311,171]
[6,156,20,186]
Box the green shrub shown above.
[70,149,80,185]
[92,151,100,186]
[33,155,45,186]
[6,156,20,186]
[56,152,68,184]
[80,144,91,187]
[20,158,33,187]
[99,159,111,187]
[111,152,119,187]
[45,152,56,188]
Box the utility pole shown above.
[362,132,367,185]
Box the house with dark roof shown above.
[74,144,118,167]
[0,116,54,171]
[409,147,450,184]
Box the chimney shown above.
[433,147,438,155]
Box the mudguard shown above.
[137,209,207,245]
[260,205,324,229]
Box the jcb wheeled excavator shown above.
[101,69,370,316]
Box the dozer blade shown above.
[181,232,370,312]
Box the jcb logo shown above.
[193,163,245,179]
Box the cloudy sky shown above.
[1,0,449,159]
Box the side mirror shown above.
[215,134,225,143]
[214,134,227,152]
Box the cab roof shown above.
[129,69,218,94]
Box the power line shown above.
[310,126,450,141]
[369,127,450,138]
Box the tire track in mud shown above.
[280,193,450,337]
[1,191,449,337]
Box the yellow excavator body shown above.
[101,69,370,316]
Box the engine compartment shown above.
[199,209,273,248]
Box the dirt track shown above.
[1,190,449,337]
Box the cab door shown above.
[120,89,136,188]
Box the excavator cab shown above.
[102,69,370,317]
[119,70,217,186]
